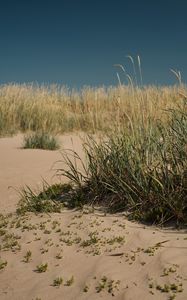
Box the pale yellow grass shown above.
[0,83,186,135]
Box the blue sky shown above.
[0,0,187,87]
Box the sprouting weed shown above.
[53,277,63,287]
[65,276,74,286]
[162,266,177,276]
[0,259,7,270]
[36,263,48,273]
[83,285,89,292]
[23,250,32,263]
[96,276,120,295]
[55,252,63,259]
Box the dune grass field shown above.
[0,83,187,300]
[0,83,185,135]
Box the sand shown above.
[0,133,85,214]
[0,134,187,300]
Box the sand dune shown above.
[0,135,187,300]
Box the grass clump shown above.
[35,263,48,273]
[83,285,89,292]
[96,276,120,295]
[53,277,63,287]
[23,131,60,150]
[23,250,32,263]
[58,102,187,226]
[2,233,21,251]
[17,183,73,214]
[65,276,74,286]
[0,259,7,270]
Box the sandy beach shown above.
[0,134,187,300]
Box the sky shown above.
[0,0,187,88]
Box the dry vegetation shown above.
[0,83,186,136]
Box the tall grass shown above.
[57,101,187,226]
[0,83,186,136]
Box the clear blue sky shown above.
[0,0,187,87]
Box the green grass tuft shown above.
[17,182,73,214]
[57,103,187,226]
[53,277,63,287]
[35,263,48,273]
[23,131,60,150]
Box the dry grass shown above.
[0,83,186,136]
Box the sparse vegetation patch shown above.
[23,131,60,150]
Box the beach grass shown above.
[23,131,60,150]
[0,83,186,136]
[54,101,187,226]
[1,82,185,226]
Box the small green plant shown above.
[81,232,99,247]
[53,277,63,287]
[0,214,9,228]
[107,279,120,295]
[149,282,154,289]
[2,233,21,251]
[106,236,125,245]
[83,285,89,292]
[16,183,72,214]
[23,131,60,150]
[162,266,177,276]
[155,282,183,294]
[65,276,74,286]
[44,229,51,234]
[156,283,170,293]
[95,276,120,296]
[96,276,108,293]
[0,259,7,270]
[0,229,6,236]
[52,220,60,230]
[55,252,63,259]
[23,250,32,263]
[36,263,48,273]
